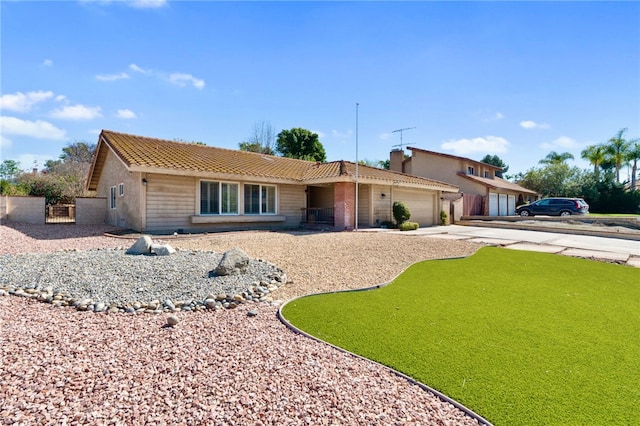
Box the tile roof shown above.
[408,146,503,170]
[457,172,538,194]
[87,130,458,192]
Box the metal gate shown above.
[45,203,76,224]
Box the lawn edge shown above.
[277,252,494,426]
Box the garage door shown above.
[393,189,435,226]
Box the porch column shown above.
[334,182,355,230]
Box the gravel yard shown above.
[1,223,485,425]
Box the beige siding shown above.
[357,184,370,226]
[371,185,393,225]
[145,174,196,233]
[393,188,436,226]
[278,184,306,227]
[145,177,305,233]
[309,186,333,208]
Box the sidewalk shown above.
[364,225,640,268]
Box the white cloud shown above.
[129,63,150,74]
[169,73,205,90]
[50,104,102,120]
[379,133,391,140]
[55,95,67,103]
[475,109,505,123]
[520,120,550,129]
[42,59,53,67]
[540,136,578,150]
[127,0,167,8]
[0,90,54,112]
[441,135,509,155]
[96,72,130,81]
[116,109,137,119]
[0,116,67,140]
[331,129,353,139]
[79,0,167,9]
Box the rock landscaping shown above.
[0,239,287,314]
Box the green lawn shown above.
[281,247,640,425]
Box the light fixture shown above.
[142,178,148,186]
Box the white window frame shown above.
[467,166,475,175]
[244,183,277,215]
[110,186,117,209]
[118,183,124,196]
[199,180,239,215]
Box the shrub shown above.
[399,221,419,231]
[392,201,411,224]
[440,210,448,225]
[380,220,395,229]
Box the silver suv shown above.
[516,197,589,217]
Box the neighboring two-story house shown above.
[390,147,538,217]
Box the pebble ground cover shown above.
[281,247,640,425]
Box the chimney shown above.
[390,149,405,172]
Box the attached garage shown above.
[393,188,436,226]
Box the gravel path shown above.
[1,223,485,425]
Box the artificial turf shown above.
[280,247,640,425]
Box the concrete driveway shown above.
[381,225,640,268]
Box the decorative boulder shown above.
[215,248,250,276]
[151,244,176,256]
[125,236,153,255]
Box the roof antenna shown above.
[391,127,416,150]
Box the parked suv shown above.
[516,197,589,217]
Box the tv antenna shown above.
[391,127,416,149]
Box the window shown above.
[118,183,124,196]
[110,186,117,209]
[484,171,490,178]
[200,181,238,215]
[244,184,276,214]
[467,166,475,175]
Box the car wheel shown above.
[519,210,530,217]
[560,211,571,217]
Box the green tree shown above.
[392,201,411,225]
[605,128,631,183]
[515,162,582,198]
[581,144,607,175]
[539,151,574,165]
[239,121,276,155]
[479,154,509,177]
[43,141,97,201]
[0,159,22,181]
[276,128,326,162]
[627,140,640,191]
[378,159,390,170]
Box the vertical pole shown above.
[355,102,359,231]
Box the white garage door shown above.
[393,189,435,226]
[489,193,499,216]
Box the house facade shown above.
[390,147,538,217]
[86,130,459,233]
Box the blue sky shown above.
[1,0,639,177]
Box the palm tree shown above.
[626,139,640,190]
[580,144,606,175]
[539,151,574,165]
[605,128,631,183]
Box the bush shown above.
[380,220,395,229]
[399,221,419,231]
[393,201,411,224]
[440,210,448,225]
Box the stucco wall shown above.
[75,197,107,225]
[5,196,45,224]
[0,196,6,223]
[97,148,143,230]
